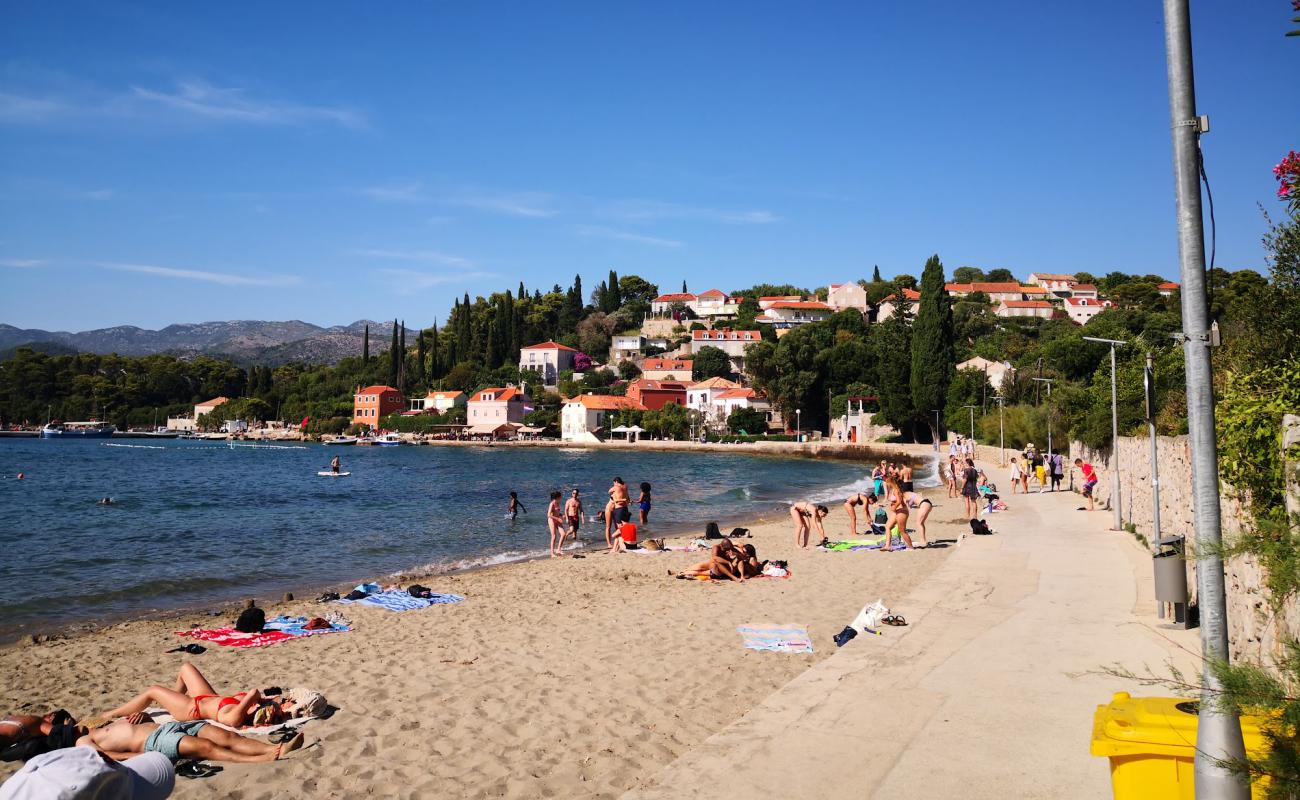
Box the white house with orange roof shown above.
[996,299,1054,319]
[826,283,869,313]
[650,291,697,316]
[1070,283,1099,300]
[650,289,740,320]
[690,328,762,374]
[686,377,742,428]
[754,299,833,329]
[1157,281,1180,297]
[876,288,921,321]
[1063,297,1111,325]
[410,390,465,414]
[757,295,803,310]
[944,282,1029,303]
[714,387,774,429]
[1025,273,1078,297]
[641,357,694,382]
[518,341,577,391]
[560,394,645,443]
[467,386,532,433]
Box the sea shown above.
[0,439,937,640]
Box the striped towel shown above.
[336,590,464,611]
[264,615,350,636]
[737,624,814,654]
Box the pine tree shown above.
[873,265,883,283]
[910,255,956,443]
[362,325,370,364]
[388,319,399,388]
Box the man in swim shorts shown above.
[564,489,583,544]
[77,717,302,763]
[608,477,631,524]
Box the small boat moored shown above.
[41,421,117,439]
[371,433,403,446]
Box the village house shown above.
[650,289,740,320]
[1070,283,1099,300]
[754,300,833,330]
[625,378,687,411]
[686,376,742,429]
[466,386,532,436]
[944,282,1030,304]
[1064,296,1111,325]
[611,334,645,361]
[875,288,921,321]
[409,390,465,414]
[757,295,803,310]
[713,387,774,428]
[955,356,1016,392]
[353,385,406,429]
[641,357,694,382]
[1025,273,1078,297]
[996,299,1055,319]
[194,396,230,420]
[690,328,762,374]
[560,394,645,443]
[518,341,577,391]
[1158,281,1180,297]
[825,282,869,313]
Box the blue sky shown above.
[1,1,1295,331]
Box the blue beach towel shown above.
[336,590,464,612]
[737,624,814,654]
[264,615,351,637]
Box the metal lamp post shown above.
[1083,336,1127,530]
[1032,377,1055,482]
[932,408,941,453]
[992,396,1006,466]
[795,409,801,443]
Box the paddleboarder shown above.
[330,455,341,475]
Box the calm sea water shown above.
[0,439,932,639]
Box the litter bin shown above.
[1153,535,1189,626]
[1090,692,1268,799]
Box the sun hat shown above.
[0,747,174,800]
[284,688,327,718]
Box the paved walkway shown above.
[626,459,1200,800]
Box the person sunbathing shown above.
[101,663,324,729]
[674,540,744,581]
[76,717,303,764]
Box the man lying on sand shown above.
[77,717,303,763]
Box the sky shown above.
[1,1,1296,331]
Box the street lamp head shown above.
[1082,336,1129,346]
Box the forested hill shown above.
[0,320,381,364]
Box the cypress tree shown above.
[682,279,688,293]
[518,281,526,300]
[607,269,621,311]
[363,324,370,364]
[872,265,883,283]
[429,320,441,380]
[388,319,399,388]
[416,330,426,384]
[910,255,956,443]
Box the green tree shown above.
[691,346,733,380]
[910,255,956,442]
[728,405,768,434]
[618,274,659,305]
[986,268,1015,282]
[362,324,370,364]
[642,401,693,439]
[952,266,985,283]
[872,265,883,282]
[388,319,399,387]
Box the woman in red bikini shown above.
[102,663,296,728]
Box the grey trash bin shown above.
[1152,535,1189,627]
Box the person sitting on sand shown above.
[843,492,878,537]
[673,540,744,581]
[735,543,764,578]
[77,717,303,764]
[101,664,324,730]
[789,501,829,549]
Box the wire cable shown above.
[1197,141,1216,272]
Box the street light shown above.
[795,409,801,443]
[1032,377,1055,462]
[961,404,978,460]
[1083,335,1128,530]
[932,408,941,453]
[992,396,1006,466]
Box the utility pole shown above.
[992,396,1006,466]
[1083,336,1127,530]
[932,409,941,453]
[1161,2,1248,794]
[962,404,977,460]
[1145,353,1162,559]
[1032,377,1054,460]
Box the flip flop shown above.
[176,761,222,779]
[165,644,206,655]
[268,726,299,744]
[882,615,908,627]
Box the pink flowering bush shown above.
[1276,150,1300,213]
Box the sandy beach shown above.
[0,447,970,799]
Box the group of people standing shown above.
[1008,443,1064,493]
[508,478,653,557]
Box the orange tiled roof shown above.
[1003,300,1053,309]
[520,340,576,351]
[768,300,831,310]
[689,377,742,390]
[470,387,523,403]
[653,293,697,303]
[357,386,401,395]
[566,395,645,410]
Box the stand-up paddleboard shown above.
[318,471,351,477]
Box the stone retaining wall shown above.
[1067,433,1299,669]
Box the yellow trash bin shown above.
[1090,692,1268,800]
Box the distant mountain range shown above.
[0,320,386,365]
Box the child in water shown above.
[638,482,652,525]
[507,491,526,521]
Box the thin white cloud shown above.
[0,258,45,268]
[446,191,557,218]
[0,80,365,129]
[360,182,426,204]
[95,261,300,287]
[378,267,497,295]
[80,189,114,200]
[604,199,779,225]
[574,225,683,248]
[350,248,474,268]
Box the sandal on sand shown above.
[176,761,222,779]
[267,726,299,744]
[882,615,908,627]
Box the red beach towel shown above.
[175,628,297,648]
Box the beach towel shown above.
[144,709,318,736]
[737,624,813,654]
[263,615,351,637]
[336,590,464,611]
[174,628,297,648]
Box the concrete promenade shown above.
[626,459,1201,800]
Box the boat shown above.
[323,435,359,446]
[41,421,117,439]
[372,433,404,446]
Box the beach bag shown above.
[642,538,665,551]
[408,584,431,598]
[850,599,889,632]
[235,607,266,633]
[970,519,993,536]
[704,522,723,539]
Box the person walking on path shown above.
[1049,451,1064,492]
[1009,457,1023,494]
[960,458,981,520]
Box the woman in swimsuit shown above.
[637,482,652,525]
[883,476,915,551]
[899,463,914,495]
[1009,457,1022,494]
[960,458,982,520]
[872,463,885,498]
[946,457,959,498]
[101,664,295,729]
[674,540,743,581]
[789,502,828,549]
[546,491,565,557]
[913,496,933,547]
[843,492,877,537]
